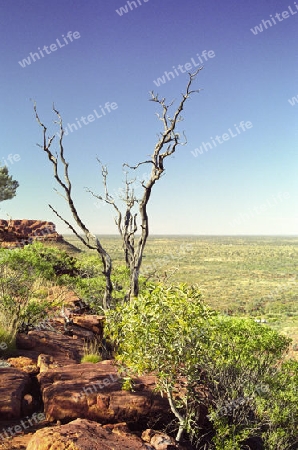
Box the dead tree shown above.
[33,104,113,310]
[88,69,202,298]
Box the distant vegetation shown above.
[64,234,298,352]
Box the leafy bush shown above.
[105,283,297,449]
[105,283,215,442]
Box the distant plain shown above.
[64,234,298,357]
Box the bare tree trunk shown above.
[33,104,113,309]
[125,69,202,298]
[48,69,202,302]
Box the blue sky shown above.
[0,0,297,235]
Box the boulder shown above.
[26,418,152,450]
[142,429,177,449]
[38,360,172,425]
[0,368,31,419]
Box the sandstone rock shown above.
[72,315,105,336]
[38,361,172,425]
[0,368,31,419]
[7,357,39,375]
[37,354,62,373]
[26,418,152,450]
[17,330,85,364]
[142,429,177,450]
[0,219,63,248]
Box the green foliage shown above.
[81,354,102,364]
[259,359,298,449]
[0,243,70,335]
[0,165,19,202]
[105,283,215,441]
[21,242,79,282]
[68,258,135,312]
[18,299,51,331]
[105,283,297,448]
[0,248,41,335]
[0,326,16,355]
[121,376,134,391]
[106,283,214,375]
[81,337,102,363]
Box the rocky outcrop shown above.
[16,314,105,365]
[0,219,63,248]
[26,419,153,450]
[0,368,31,419]
[16,330,86,365]
[37,360,172,425]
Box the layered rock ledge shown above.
[0,219,63,248]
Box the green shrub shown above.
[105,283,215,442]
[105,283,296,448]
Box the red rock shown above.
[72,315,105,336]
[37,361,172,425]
[0,368,31,419]
[0,219,63,248]
[16,330,85,364]
[26,418,152,450]
[7,357,39,375]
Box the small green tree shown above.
[105,283,296,448]
[105,283,216,442]
[0,166,19,202]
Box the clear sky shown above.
[0,0,297,235]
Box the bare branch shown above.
[34,103,113,309]
[48,205,95,250]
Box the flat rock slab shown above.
[0,368,31,419]
[38,360,171,424]
[16,331,85,364]
[26,418,152,450]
